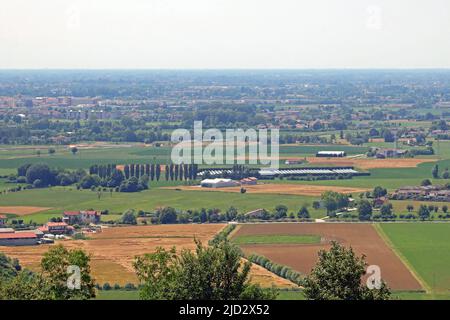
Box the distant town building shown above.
[316,151,346,157]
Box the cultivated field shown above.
[379,223,450,292]
[0,206,52,216]
[0,224,293,288]
[305,157,437,169]
[232,223,422,291]
[163,184,369,197]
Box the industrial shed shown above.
[200,178,240,188]
[0,232,38,246]
[316,151,346,157]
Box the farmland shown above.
[0,187,327,223]
[231,223,422,291]
[163,183,369,197]
[0,224,295,288]
[379,223,450,293]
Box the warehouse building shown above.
[316,151,346,157]
[0,232,38,246]
[200,178,239,188]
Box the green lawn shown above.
[232,234,321,245]
[379,223,450,293]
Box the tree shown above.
[406,204,414,212]
[155,164,161,181]
[70,147,78,156]
[165,165,170,180]
[297,205,310,219]
[25,163,54,185]
[432,165,439,179]
[421,179,432,186]
[358,200,372,221]
[303,242,391,300]
[48,148,56,155]
[133,240,276,300]
[274,205,288,219]
[418,205,430,221]
[380,203,393,218]
[121,209,137,225]
[442,205,448,214]
[373,186,387,198]
[158,207,178,224]
[443,170,450,179]
[40,245,96,300]
[312,201,321,210]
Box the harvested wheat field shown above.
[232,223,422,291]
[0,206,52,216]
[305,157,437,169]
[0,224,291,287]
[164,184,368,197]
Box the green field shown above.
[0,187,325,224]
[379,223,450,293]
[232,234,321,245]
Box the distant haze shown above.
[1,0,450,69]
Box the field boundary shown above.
[373,223,431,293]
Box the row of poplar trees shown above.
[88,163,199,181]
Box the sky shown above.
[1,0,449,69]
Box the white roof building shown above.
[200,178,239,188]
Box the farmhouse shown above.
[200,178,240,188]
[240,177,258,185]
[374,148,407,159]
[38,222,73,235]
[316,151,346,157]
[0,215,7,225]
[63,210,101,225]
[0,232,38,246]
[391,185,450,201]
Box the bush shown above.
[102,283,112,291]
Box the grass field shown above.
[232,234,321,245]
[0,187,326,224]
[379,223,450,293]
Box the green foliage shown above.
[121,209,137,225]
[133,240,276,300]
[40,245,96,300]
[358,200,373,221]
[303,242,391,300]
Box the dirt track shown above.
[163,184,368,197]
[233,223,422,291]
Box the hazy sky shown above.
[1,0,449,69]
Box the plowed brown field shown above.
[233,223,422,291]
[163,184,368,197]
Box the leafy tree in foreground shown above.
[303,242,391,300]
[133,240,276,300]
[40,245,96,300]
